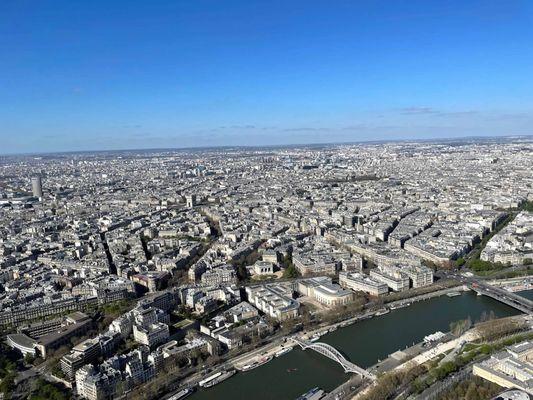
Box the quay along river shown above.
[189,290,526,400]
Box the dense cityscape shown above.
[5,0,533,398]
[0,137,531,400]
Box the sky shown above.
[1,0,533,154]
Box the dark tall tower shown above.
[31,175,43,198]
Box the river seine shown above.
[191,290,525,400]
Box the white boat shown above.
[167,388,194,400]
[309,335,320,342]
[390,303,410,310]
[446,291,461,297]
[375,309,390,316]
[275,347,292,357]
[199,372,222,387]
[296,387,325,400]
[239,356,272,371]
[202,370,236,388]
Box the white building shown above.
[245,284,299,320]
[297,277,354,307]
[253,260,274,275]
[133,322,169,347]
[338,272,388,296]
[370,268,409,292]
[400,265,434,288]
[474,341,533,395]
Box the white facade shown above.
[339,272,388,296]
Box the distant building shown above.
[261,250,279,265]
[60,332,121,379]
[158,335,220,360]
[245,284,299,320]
[491,390,531,400]
[338,271,388,297]
[293,253,337,276]
[186,194,197,208]
[224,301,259,323]
[400,265,434,288]
[7,312,92,358]
[131,271,170,292]
[31,175,43,198]
[6,334,36,357]
[253,260,274,275]
[341,254,363,272]
[297,277,354,307]
[76,364,119,400]
[473,341,533,395]
[370,268,409,292]
[61,338,102,379]
[132,323,169,348]
[200,265,237,286]
[194,296,218,314]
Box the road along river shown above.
[190,291,520,400]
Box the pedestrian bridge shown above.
[292,337,376,380]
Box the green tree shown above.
[283,263,299,278]
[29,379,71,400]
[0,371,16,397]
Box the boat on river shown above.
[239,356,272,371]
[390,302,410,310]
[296,387,325,400]
[446,291,461,297]
[201,369,236,388]
[309,334,321,342]
[275,347,292,357]
[167,388,194,400]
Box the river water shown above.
[518,289,533,300]
[191,291,525,400]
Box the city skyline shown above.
[1,139,532,400]
[2,1,533,399]
[1,133,531,157]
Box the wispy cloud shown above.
[489,112,533,121]
[398,107,439,115]
[282,127,330,132]
[398,107,478,118]
[215,125,257,130]
[436,110,478,117]
[121,124,143,129]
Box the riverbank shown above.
[187,289,519,400]
[305,285,466,340]
[353,315,532,400]
[162,284,465,399]
[488,276,533,292]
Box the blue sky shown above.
[1,0,533,154]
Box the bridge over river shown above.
[292,337,376,380]
[447,272,533,314]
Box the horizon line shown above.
[1,133,532,157]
